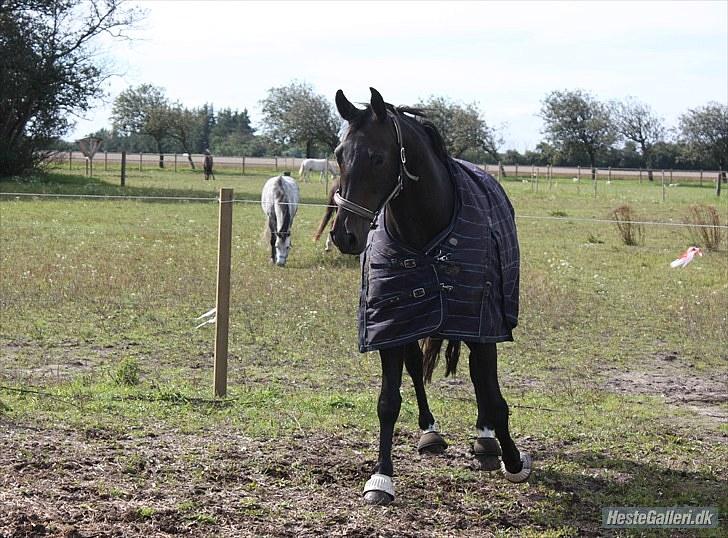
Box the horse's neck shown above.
[387,146,453,251]
[274,200,291,233]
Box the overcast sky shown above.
[70,0,728,151]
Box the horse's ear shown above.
[370,87,387,122]
[335,90,361,122]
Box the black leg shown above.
[404,342,448,454]
[403,342,436,431]
[469,344,502,470]
[467,342,526,475]
[363,347,404,505]
[373,347,404,476]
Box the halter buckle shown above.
[400,147,407,164]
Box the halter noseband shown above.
[333,109,420,229]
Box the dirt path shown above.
[0,420,570,537]
[603,351,728,432]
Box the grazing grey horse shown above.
[261,174,299,266]
[298,158,339,182]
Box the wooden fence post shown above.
[593,169,597,198]
[577,165,581,181]
[531,165,535,189]
[514,163,518,179]
[104,151,108,172]
[85,158,89,177]
[497,161,501,182]
[69,151,73,170]
[549,165,553,189]
[275,157,278,171]
[139,152,142,172]
[214,188,234,398]
[661,170,666,201]
[120,151,126,186]
[670,169,673,185]
[242,156,245,176]
[639,168,642,184]
[608,167,612,183]
[717,172,722,197]
[699,169,703,187]
[174,153,177,173]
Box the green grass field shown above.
[1,164,726,536]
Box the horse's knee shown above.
[377,390,401,424]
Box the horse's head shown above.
[330,87,403,255]
[273,231,292,266]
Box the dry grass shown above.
[683,204,725,251]
[609,204,644,246]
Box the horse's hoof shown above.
[502,451,532,483]
[473,437,502,471]
[363,473,394,506]
[363,490,394,506]
[417,431,448,454]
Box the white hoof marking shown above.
[363,473,395,498]
[502,451,532,483]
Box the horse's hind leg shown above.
[363,347,404,506]
[469,348,501,470]
[468,342,532,482]
[403,342,447,454]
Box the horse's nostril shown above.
[346,233,358,248]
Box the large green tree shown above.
[612,97,665,180]
[540,89,617,179]
[416,96,502,162]
[111,84,170,168]
[167,104,205,169]
[679,102,727,186]
[0,0,141,176]
[260,82,339,157]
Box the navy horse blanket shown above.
[358,159,520,352]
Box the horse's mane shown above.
[349,102,450,164]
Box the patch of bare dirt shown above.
[0,420,569,538]
[603,351,728,431]
[0,341,140,385]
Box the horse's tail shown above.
[298,161,305,176]
[421,337,461,383]
[313,205,336,241]
[313,180,339,241]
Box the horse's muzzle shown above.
[331,214,368,255]
[330,228,364,255]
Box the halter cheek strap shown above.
[390,111,420,183]
[334,109,419,229]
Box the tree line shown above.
[51,81,728,180]
[1,0,725,178]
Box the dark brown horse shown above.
[312,179,339,251]
[330,88,531,506]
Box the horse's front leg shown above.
[268,222,277,263]
[403,342,447,454]
[363,347,404,506]
[468,342,532,482]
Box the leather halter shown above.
[333,110,420,229]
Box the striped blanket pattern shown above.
[358,159,520,352]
